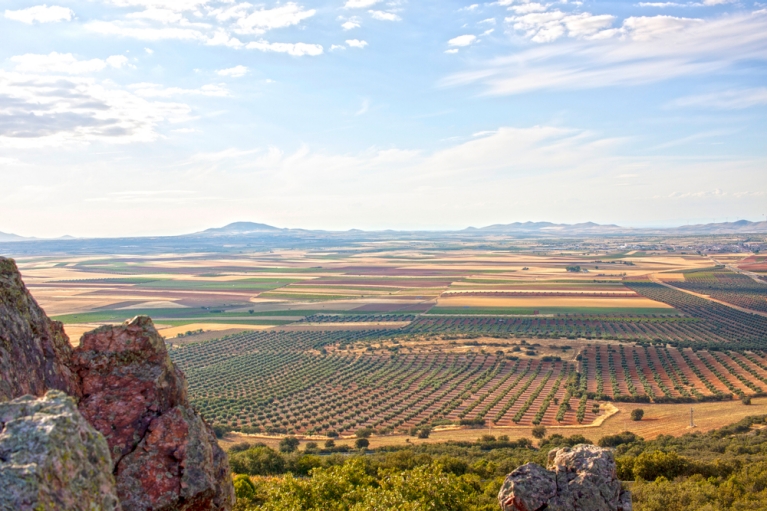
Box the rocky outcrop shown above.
[0,257,79,401]
[498,444,632,511]
[0,258,234,511]
[0,390,121,511]
[72,316,235,511]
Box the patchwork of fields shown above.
[14,240,767,440]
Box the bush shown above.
[229,445,285,475]
[356,427,374,439]
[355,438,370,449]
[532,425,546,439]
[598,431,643,448]
[631,409,645,421]
[279,436,300,453]
[212,423,232,439]
[417,427,431,439]
[324,439,336,449]
[233,474,256,501]
[742,395,752,405]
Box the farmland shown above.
[9,234,767,442]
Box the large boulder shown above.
[499,444,631,511]
[0,257,79,401]
[72,316,235,511]
[0,390,121,511]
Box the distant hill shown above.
[665,220,767,234]
[195,222,282,236]
[0,231,27,242]
[468,221,626,235]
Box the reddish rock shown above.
[72,316,234,511]
[117,406,234,511]
[72,316,187,465]
[0,257,79,401]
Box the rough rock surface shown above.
[72,316,235,511]
[498,444,632,511]
[0,390,121,511]
[0,257,79,401]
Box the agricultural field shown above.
[11,235,767,442]
[667,268,767,313]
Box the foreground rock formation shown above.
[498,444,632,511]
[0,257,234,511]
[0,258,79,401]
[73,317,234,510]
[0,390,121,511]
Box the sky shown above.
[1,0,766,237]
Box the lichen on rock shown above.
[499,444,632,511]
[0,257,79,401]
[0,390,121,511]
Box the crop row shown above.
[171,331,599,435]
[579,344,767,402]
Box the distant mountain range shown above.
[191,220,767,237]
[2,220,766,245]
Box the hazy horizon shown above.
[2,0,766,238]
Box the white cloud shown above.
[638,2,686,7]
[129,82,229,97]
[345,0,382,8]
[216,65,248,77]
[508,3,550,14]
[342,18,361,29]
[10,53,130,74]
[482,28,495,35]
[444,10,767,94]
[479,18,496,25]
[506,11,615,42]
[448,34,477,47]
[4,5,74,23]
[445,49,459,54]
[126,8,185,23]
[369,10,401,21]
[246,40,324,56]
[330,44,347,51]
[671,87,767,109]
[346,39,368,48]
[703,0,735,4]
[107,0,210,12]
[0,70,192,147]
[145,47,155,54]
[231,3,316,35]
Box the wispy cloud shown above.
[11,52,129,74]
[442,10,767,95]
[670,87,767,109]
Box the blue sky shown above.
[1,0,766,237]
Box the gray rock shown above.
[0,390,121,511]
[499,444,632,511]
[0,257,79,402]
